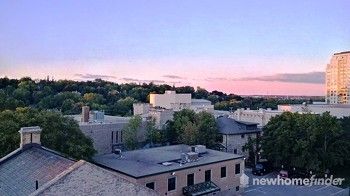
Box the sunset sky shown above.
[1,0,349,95]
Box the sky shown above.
[0,0,349,95]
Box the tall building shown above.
[326,51,350,104]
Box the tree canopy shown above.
[0,77,320,116]
[261,112,350,173]
[165,109,221,148]
[0,108,96,160]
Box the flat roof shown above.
[93,145,243,178]
[279,104,350,108]
[67,115,131,124]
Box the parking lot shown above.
[243,168,349,196]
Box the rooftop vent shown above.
[190,145,207,154]
[112,145,122,157]
[162,162,173,166]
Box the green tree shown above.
[166,109,219,148]
[124,115,142,150]
[262,112,349,173]
[0,108,96,160]
[146,118,163,145]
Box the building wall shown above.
[80,122,147,155]
[278,104,350,118]
[222,133,258,157]
[149,109,174,129]
[117,159,244,196]
[133,103,151,115]
[326,52,350,104]
[149,91,191,111]
[232,108,282,127]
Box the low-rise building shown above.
[150,90,192,111]
[68,110,147,155]
[190,99,214,113]
[93,145,245,196]
[278,103,350,118]
[217,116,261,156]
[134,92,215,129]
[231,108,282,127]
[0,126,157,196]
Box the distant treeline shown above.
[0,77,319,116]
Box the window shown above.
[115,131,119,143]
[168,177,176,191]
[235,163,241,174]
[111,132,114,143]
[187,173,194,186]
[233,149,237,154]
[221,167,226,178]
[120,131,123,142]
[146,182,155,190]
[205,170,211,182]
[236,186,240,191]
[241,134,245,138]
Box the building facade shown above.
[0,126,157,196]
[150,91,192,111]
[217,116,261,157]
[326,51,350,104]
[278,103,350,118]
[231,108,282,127]
[93,145,244,196]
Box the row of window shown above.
[145,163,241,192]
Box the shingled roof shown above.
[32,161,158,196]
[217,116,261,135]
[0,146,75,196]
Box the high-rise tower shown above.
[326,51,350,104]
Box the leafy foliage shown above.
[261,112,350,173]
[0,77,320,116]
[165,109,220,148]
[124,115,142,150]
[0,108,96,160]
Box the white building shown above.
[135,91,215,129]
[231,108,283,127]
[326,51,350,104]
[190,99,214,113]
[149,90,191,111]
[278,103,350,118]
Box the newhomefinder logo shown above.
[253,175,345,186]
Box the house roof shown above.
[93,144,243,178]
[217,116,261,135]
[31,161,158,196]
[0,146,75,196]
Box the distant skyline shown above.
[1,0,349,95]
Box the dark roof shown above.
[0,146,75,196]
[217,116,261,135]
[93,145,243,178]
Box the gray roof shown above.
[32,161,158,196]
[93,145,243,178]
[217,116,261,135]
[0,146,75,196]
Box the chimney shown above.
[81,106,90,123]
[19,126,42,148]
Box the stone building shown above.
[217,116,261,156]
[93,145,244,196]
[0,126,157,196]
